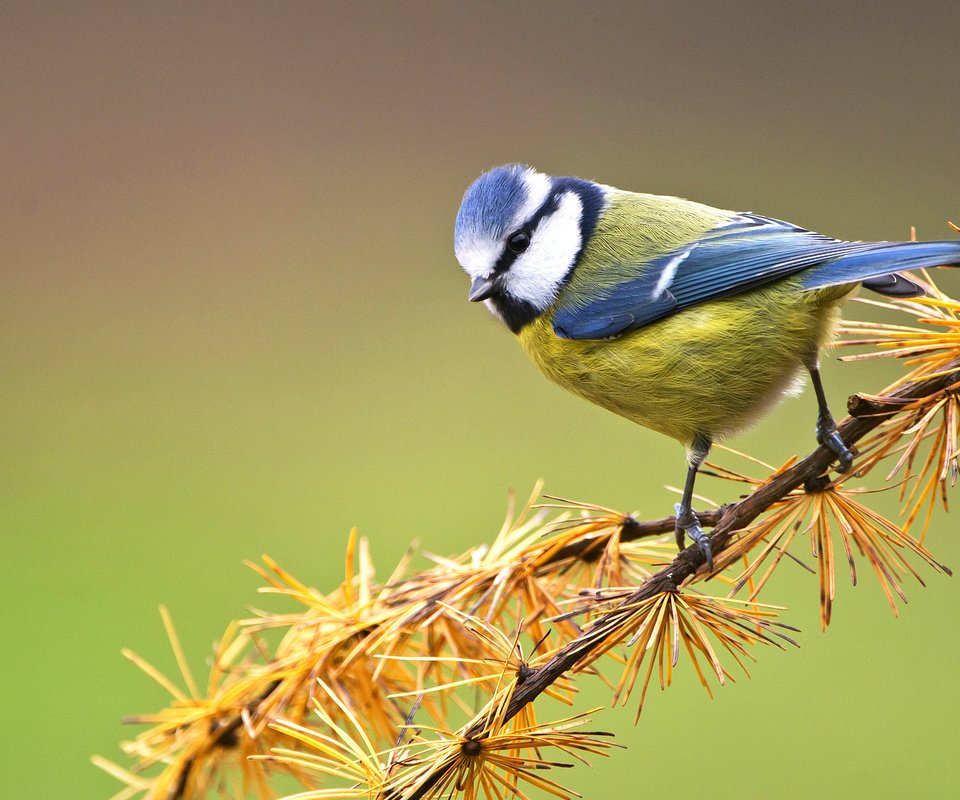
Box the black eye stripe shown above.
[494,191,562,273]
[523,191,561,234]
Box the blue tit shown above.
[453,164,960,569]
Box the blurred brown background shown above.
[3,2,958,797]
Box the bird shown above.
[453,164,960,569]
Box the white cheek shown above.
[505,192,584,310]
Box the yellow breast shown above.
[518,281,849,447]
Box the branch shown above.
[396,356,960,800]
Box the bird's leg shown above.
[809,363,854,472]
[674,433,713,571]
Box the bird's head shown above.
[454,164,605,332]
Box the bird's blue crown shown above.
[454,164,537,253]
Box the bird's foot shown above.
[674,502,714,572]
[816,414,855,472]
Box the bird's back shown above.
[559,190,734,306]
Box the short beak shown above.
[468,274,499,302]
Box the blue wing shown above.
[553,214,960,340]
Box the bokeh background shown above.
[3,2,959,798]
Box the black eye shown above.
[507,230,530,254]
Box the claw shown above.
[817,416,855,472]
[674,502,714,572]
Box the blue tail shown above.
[801,241,960,297]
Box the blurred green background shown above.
[3,2,959,798]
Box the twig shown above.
[394,357,960,800]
